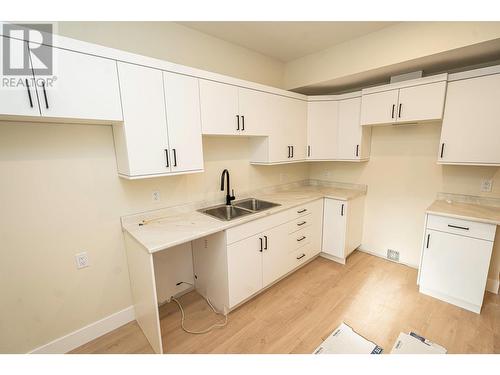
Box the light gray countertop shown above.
[121,181,366,254]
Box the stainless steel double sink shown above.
[199,198,280,221]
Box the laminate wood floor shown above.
[71,251,500,354]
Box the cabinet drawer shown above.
[426,214,496,241]
[288,244,313,271]
[287,214,312,233]
[289,227,312,251]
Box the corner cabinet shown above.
[321,196,365,264]
[360,74,447,126]
[307,94,371,161]
[113,62,203,179]
[438,68,500,166]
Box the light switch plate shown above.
[152,190,161,202]
[480,179,493,192]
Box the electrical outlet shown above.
[480,179,493,192]
[75,252,89,269]
[152,190,161,202]
[387,249,400,262]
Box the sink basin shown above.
[199,204,253,221]
[234,198,281,212]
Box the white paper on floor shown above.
[313,322,383,354]
[390,332,447,354]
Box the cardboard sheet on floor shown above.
[390,332,447,354]
[313,323,383,354]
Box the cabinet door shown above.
[114,62,169,177]
[31,45,122,122]
[396,81,446,123]
[0,37,41,117]
[322,199,347,259]
[283,96,307,161]
[337,97,363,160]
[307,101,338,159]
[439,74,500,164]
[163,72,204,173]
[420,229,492,307]
[360,89,399,125]
[199,79,239,135]
[238,87,276,136]
[227,234,263,308]
[262,224,290,287]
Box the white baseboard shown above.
[29,306,135,354]
[486,278,499,294]
[356,246,419,269]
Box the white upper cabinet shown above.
[113,63,204,179]
[439,71,500,165]
[397,81,446,123]
[337,97,370,160]
[199,79,239,135]
[0,37,41,118]
[163,72,204,173]
[31,45,123,122]
[360,89,399,126]
[360,75,447,126]
[238,87,275,136]
[307,101,339,160]
[113,62,169,178]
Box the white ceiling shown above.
[177,21,396,62]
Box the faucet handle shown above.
[230,189,236,200]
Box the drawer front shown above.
[292,199,322,220]
[426,214,496,241]
[288,244,314,272]
[287,214,312,233]
[289,227,312,252]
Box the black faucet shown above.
[220,169,235,206]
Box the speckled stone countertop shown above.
[121,180,367,253]
[427,193,500,226]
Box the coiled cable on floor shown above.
[171,282,228,335]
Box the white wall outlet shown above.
[75,252,89,269]
[480,178,493,192]
[152,190,161,202]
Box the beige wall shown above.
[284,22,500,90]
[57,22,285,88]
[0,22,297,353]
[308,123,500,280]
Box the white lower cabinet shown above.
[225,199,323,308]
[321,196,365,264]
[418,214,496,313]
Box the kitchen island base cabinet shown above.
[321,196,365,264]
[418,214,496,313]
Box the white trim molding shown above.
[29,306,135,354]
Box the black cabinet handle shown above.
[355,144,359,157]
[165,149,169,167]
[440,143,445,158]
[297,221,307,226]
[172,149,177,167]
[297,253,306,260]
[287,146,291,158]
[42,81,49,109]
[448,224,469,231]
[297,209,307,213]
[341,204,344,216]
[264,235,268,250]
[297,236,306,242]
[236,115,240,131]
[241,115,245,131]
[426,233,430,249]
[25,79,33,108]
[259,237,263,252]
[398,103,402,118]
[391,104,395,119]
[291,146,294,158]
[307,145,311,157]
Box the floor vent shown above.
[387,249,400,262]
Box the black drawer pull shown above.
[307,145,311,157]
[259,237,263,252]
[241,115,245,131]
[165,149,169,167]
[264,235,268,250]
[25,79,33,107]
[297,236,306,242]
[398,103,402,118]
[391,104,395,119]
[426,233,430,249]
[297,209,307,214]
[440,143,445,158]
[296,253,306,260]
[355,144,359,157]
[447,224,469,231]
[341,204,344,216]
[297,221,307,226]
[42,81,49,109]
[236,115,240,130]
